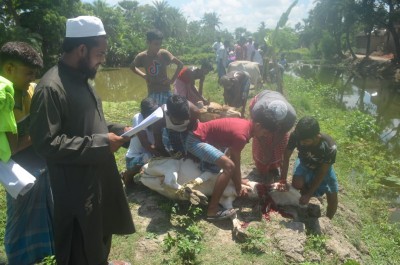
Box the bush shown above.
[286,48,312,62]
[178,52,215,66]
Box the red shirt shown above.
[192,118,252,152]
[177,67,191,83]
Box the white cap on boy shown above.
[65,16,106,38]
[268,100,288,121]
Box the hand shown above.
[108,133,130,153]
[239,186,250,197]
[299,194,311,205]
[241,178,249,185]
[277,179,289,192]
[123,126,132,132]
[148,145,162,156]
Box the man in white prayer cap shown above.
[30,16,135,265]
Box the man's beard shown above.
[78,56,97,79]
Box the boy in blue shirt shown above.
[281,116,339,219]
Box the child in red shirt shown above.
[185,113,278,221]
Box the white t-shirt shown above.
[163,104,189,132]
[217,45,228,66]
[253,49,263,65]
[126,113,155,158]
[212,41,222,53]
[246,42,255,61]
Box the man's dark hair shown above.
[140,97,158,118]
[252,107,278,132]
[294,116,320,140]
[62,36,106,53]
[200,60,213,72]
[146,29,163,42]
[167,95,190,121]
[0,41,43,69]
[223,40,230,47]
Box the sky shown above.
[82,0,315,33]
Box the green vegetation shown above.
[305,234,327,254]
[0,71,399,263]
[106,72,399,264]
[284,75,400,264]
[162,204,204,264]
[3,0,399,72]
[1,0,400,262]
[240,226,268,254]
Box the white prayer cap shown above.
[65,16,106,38]
[268,100,288,121]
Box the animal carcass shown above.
[137,157,301,210]
[228,60,262,88]
[198,102,241,122]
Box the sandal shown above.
[206,208,236,221]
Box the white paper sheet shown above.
[0,159,36,199]
[121,106,164,138]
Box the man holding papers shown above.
[30,16,134,265]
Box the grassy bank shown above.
[106,73,400,264]
[0,72,399,264]
[281,76,400,264]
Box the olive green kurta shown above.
[30,62,135,265]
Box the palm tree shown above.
[151,0,171,37]
[201,12,221,40]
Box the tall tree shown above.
[1,0,81,69]
[201,12,221,41]
[265,0,298,94]
[234,27,251,40]
[375,0,400,63]
[343,0,359,60]
[85,0,125,65]
[254,22,267,45]
[151,0,171,36]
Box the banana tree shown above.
[264,0,298,94]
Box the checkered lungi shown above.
[252,132,289,174]
[148,90,172,106]
[185,132,224,164]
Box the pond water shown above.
[93,68,148,102]
[94,66,400,155]
[288,63,400,155]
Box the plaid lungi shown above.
[252,132,289,174]
[5,169,54,265]
[148,90,172,106]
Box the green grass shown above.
[1,71,399,264]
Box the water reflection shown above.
[289,62,400,154]
[94,65,400,154]
[93,68,148,102]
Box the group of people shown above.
[212,36,264,80]
[127,25,339,221]
[0,15,339,265]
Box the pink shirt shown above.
[192,118,252,152]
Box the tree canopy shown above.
[1,0,399,70]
